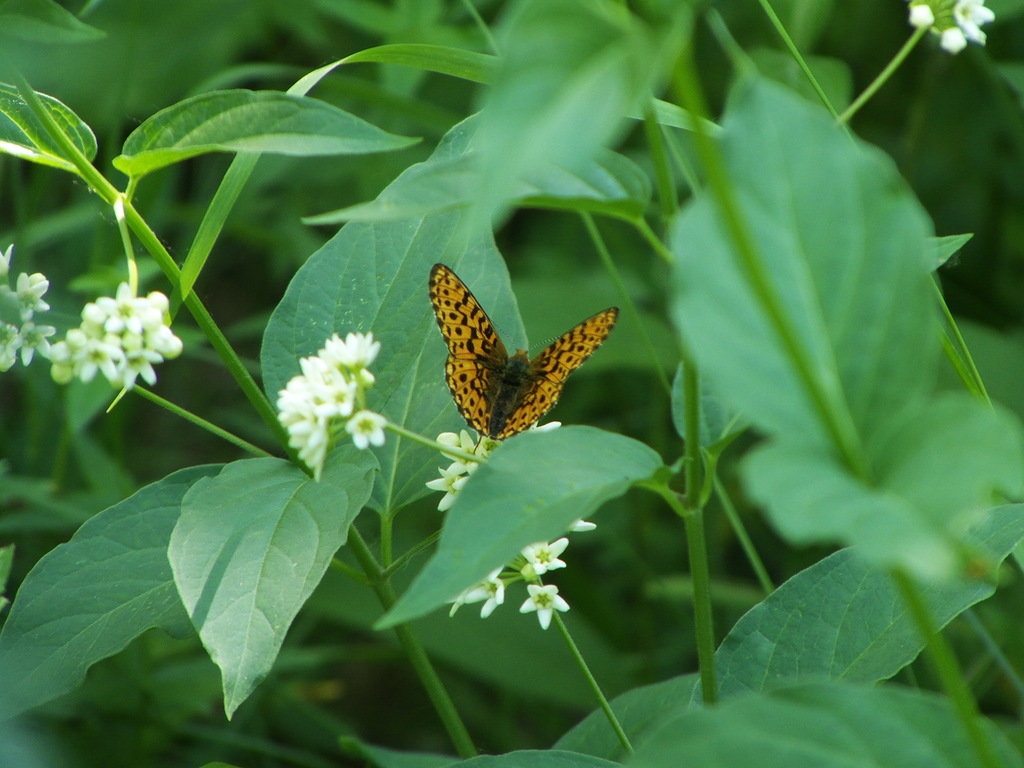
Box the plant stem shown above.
[643,99,678,220]
[552,613,634,755]
[581,212,671,394]
[838,27,927,125]
[754,0,838,117]
[633,219,674,264]
[384,421,479,464]
[347,528,476,758]
[892,569,1001,768]
[712,474,774,594]
[133,386,272,457]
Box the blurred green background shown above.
[2,0,1024,766]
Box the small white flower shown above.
[346,409,386,450]
[321,331,380,369]
[954,0,993,43]
[448,568,505,618]
[941,25,968,52]
[519,583,570,630]
[908,2,935,28]
[0,244,12,280]
[568,519,596,533]
[18,321,55,365]
[521,538,569,577]
[15,272,49,319]
[425,462,470,511]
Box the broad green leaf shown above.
[168,449,375,717]
[448,751,619,768]
[555,675,699,761]
[0,0,104,43]
[113,89,418,179]
[380,427,663,627]
[628,682,1023,768]
[471,0,681,221]
[0,82,97,171]
[670,76,937,449]
[0,466,219,720]
[744,397,1024,578]
[751,47,852,110]
[340,43,496,84]
[338,738,454,768]
[307,144,650,224]
[261,116,525,513]
[711,504,1024,698]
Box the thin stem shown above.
[382,530,442,580]
[581,212,671,394]
[633,219,674,264]
[380,512,394,568]
[674,45,869,480]
[933,280,990,404]
[347,528,476,758]
[838,27,928,125]
[329,556,371,586]
[552,613,634,755]
[659,487,718,705]
[892,569,1001,768]
[458,0,499,55]
[752,0,837,117]
[963,608,1024,711]
[384,421,479,464]
[712,474,774,594]
[133,386,272,458]
[643,99,678,220]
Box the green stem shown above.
[133,386,272,457]
[633,219,674,264]
[384,421,480,464]
[892,569,1000,768]
[458,0,499,55]
[837,27,928,125]
[753,0,837,117]
[382,530,442,580]
[643,99,678,220]
[963,609,1024,708]
[934,280,990,404]
[712,474,774,594]
[660,487,718,705]
[552,613,634,755]
[347,528,476,758]
[580,212,671,394]
[329,556,371,586]
[674,46,869,480]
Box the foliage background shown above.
[2,0,1024,766]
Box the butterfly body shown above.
[429,263,618,439]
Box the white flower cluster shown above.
[49,282,182,390]
[908,0,994,53]
[449,519,597,630]
[425,422,560,512]
[277,332,386,480]
[0,245,56,372]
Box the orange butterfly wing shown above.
[428,264,507,435]
[495,307,619,438]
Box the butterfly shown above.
[428,263,618,439]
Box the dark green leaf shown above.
[0,466,219,720]
[0,82,97,170]
[168,449,376,716]
[0,0,104,43]
[114,89,418,179]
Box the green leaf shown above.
[471,0,679,221]
[932,233,973,268]
[448,751,619,768]
[555,675,699,761]
[628,682,1023,768]
[0,543,12,615]
[340,43,496,84]
[168,449,376,717]
[711,504,1024,698]
[338,739,455,768]
[670,76,937,449]
[0,466,219,720]
[0,82,97,171]
[306,139,651,224]
[0,0,105,43]
[113,89,419,179]
[261,117,525,513]
[380,427,663,627]
[669,363,743,448]
[744,396,1024,577]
